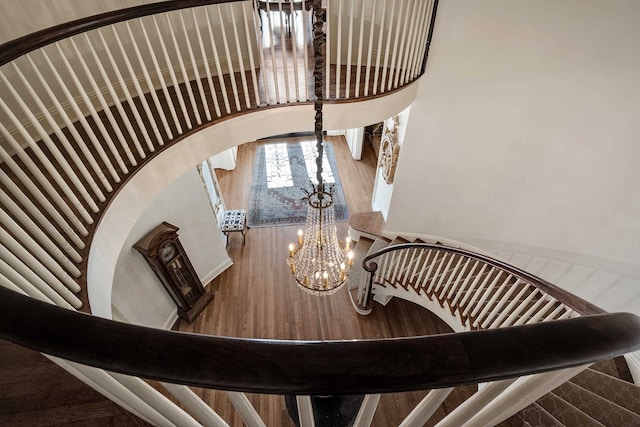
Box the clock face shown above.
[159,244,177,263]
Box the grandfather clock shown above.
[133,222,213,323]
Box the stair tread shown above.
[570,367,640,415]
[520,402,564,427]
[367,237,392,256]
[537,392,605,427]
[554,380,640,426]
[347,237,374,291]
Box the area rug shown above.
[248,141,350,227]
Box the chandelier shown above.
[286,0,353,295]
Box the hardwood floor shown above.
[173,136,466,426]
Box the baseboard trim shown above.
[201,256,234,287]
[161,308,178,331]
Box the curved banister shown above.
[362,242,606,315]
[0,0,236,65]
[0,286,638,395]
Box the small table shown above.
[220,210,247,247]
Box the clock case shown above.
[133,222,213,323]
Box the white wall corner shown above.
[201,256,234,287]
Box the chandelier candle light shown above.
[286,0,353,295]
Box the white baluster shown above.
[406,0,429,81]
[344,0,355,98]
[206,5,233,112]
[251,0,271,105]
[433,254,457,294]
[335,0,342,98]
[406,248,428,289]
[396,0,418,87]
[67,37,130,175]
[438,257,468,300]
[379,0,395,93]
[152,15,192,128]
[275,0,291,102]
[501,289,540,327]
[226,391,267,427]
[479,279,523,329]
[458,265,491,310]
[526,297,558,324]
[0,172,84,250]
[192,8,222,117]
[110,373,201,427]
[413,249,437,293]
[433,379,517,427]
[353,394,380,427]
[399,388,454,427]
[49,42,123,184]
[82,33,139,166]
[138,17,185,131]
[557,309,577,320]
[0,152,87,238]
[513,295,548,326]
[386,1,404,91]
[372,0,387,96]
[112,25,163,149]
[60,361,178,427]
[228,4,251,108]
[288,0,300,102]
[469,271,505,318]
[301,0,310,101]
[363,0,377,97]
[165,13,203,124]
[262,1,281,103]
[9,61,113,195]
[449,259,479,301]
[0,223,80,289]
[414,0,435,77]
[354,0,366,97]
[125,21,174,141]
[178,10,212,121]
[296,395,316,427]
[0,259,74,309]
[542,303,567,322]
[242,2,262,106]
[0,207,80,277]
[324,0,331,99]
[160,383,231,426]
[488,284,532,329]
[1,190,81,262]
[473,281,508,328]
[0,244,82,308]
[464,366,588,427]
[463,269,501,318]
[426,252,451,294]
[97,28,148,157]
[0,71,101,212]
[0,116,93,224]
[217,5,242,111]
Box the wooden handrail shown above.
[1,286,638,395]
[0,0,238,66]
[362,243,606,315]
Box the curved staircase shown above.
[348,234,640,426]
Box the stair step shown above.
[347,237,374,291]
[519,402,564,427]
[570,368,640,415]
[537,392,605,427]
[553,380,640,426]
[367,237,392,256]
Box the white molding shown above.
[624,352,640,385]
[201,256,233,288]
[161,308,179,331]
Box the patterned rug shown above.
[248,141,350,227]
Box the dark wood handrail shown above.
[1,286,638,395]
[362,243,606,316]
[0,0,240,66]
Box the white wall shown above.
[387,0,640,271]
[111,167,229,328]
